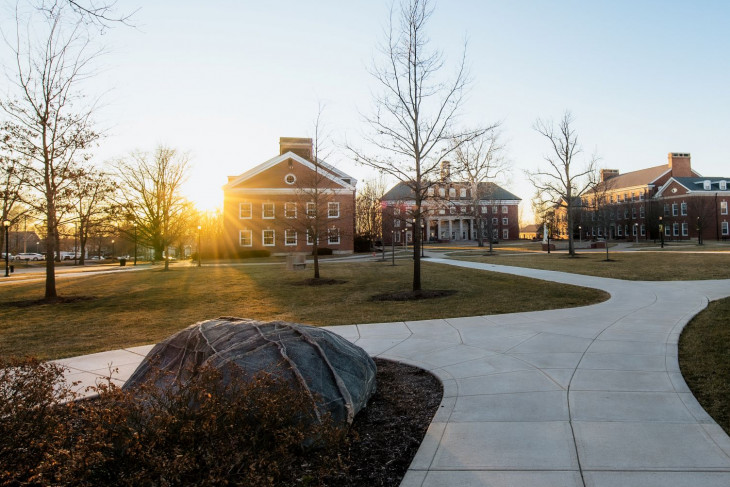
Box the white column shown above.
[459,220,464,240]
[469,219,474,240]
[448,220,453,239]
[437,220,442,239]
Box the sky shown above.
[2,0,730,219]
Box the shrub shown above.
[0,358,348,486]
[354,236,372,253]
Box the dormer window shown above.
[721,181,727,190]
[704,180,711,190]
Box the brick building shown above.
[557,153,729,242]
[222,138,357,255]
[380,162,521,244]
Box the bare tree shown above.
[115,146,190,271]
[527,111,598,257]
[355,175,388,249]
[67,166,116,264]
[348,0,484,291]
[587,176,616,261]
[452,127,508,251]
[0,149,31,250]
[1,3,103,298]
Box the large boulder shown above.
[123,317,377,425]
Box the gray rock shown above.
[123,317,377,425]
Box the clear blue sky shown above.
[3,0,729,217]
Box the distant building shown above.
[520,224,539,240]
[380,162,521,244]
[222,138,357,255]
[555,153,730,241]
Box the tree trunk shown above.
[44,203,57,299]
[313,245,320,279]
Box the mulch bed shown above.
[3,295,96,307]
[323,358,443,486]
[369,289,456,301]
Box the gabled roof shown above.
[656,177,730,197]
[223,151,356,191]
[382,181,521,202]
[594,164,703,192]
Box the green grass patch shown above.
[451,251,730,280]
[679,297,730,435]
[0,261,607,360]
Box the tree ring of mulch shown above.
[294,278,347,286]
[2,295,96,308]
[324,358,443,486]
[369,289,456,301]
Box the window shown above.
[492,206,498,213]
[428,187,434,196]
[664,204,670,216]
[673,223,679,236]
[610,195,614,203]
[239,202,252,219]
[285,173,296,185]
[680,202,687,216]
[460,188,467,198]
[502,206,508,214]
[394,232,400,243]
[449,206,456,214]
[460,206,467,213]
[306,202,316,217]
[262,229,275,246]
[632,224,637,236]
[439,187,445,197]
[672,203,678,216]
[617,225,622,237]
[722,221,729,235]
[502,229,509,240]
[624,193,628,202]
[239,230,252,247]
[328,202,340,218]
[394,219,400,227]
[481,206,487,214]
[682,223,688,236]
[721,201,728,215]
[639,192,644,201]
[720,181,727,190]
[285,229,297,246]
[285,202,297,219]
[262,203,275,219]
[306,230,316,246]
[449,188,456,198]
[640,206,645,218]
[406,231,412,242]
[640,224,646,236]
[624,209,629,219]
[665,225,671,236]
[502,217,508,225]
[704,180,711,190]
[492,218,498,225]
[632,208,637,219]
[631,192,635,201]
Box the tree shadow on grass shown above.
[369,289,456,302]
[2,296,97,308]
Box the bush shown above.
[313,248,332,256]
[354,236,372,253]
[0,358,348,486]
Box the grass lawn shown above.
[0,260,607,360]
[449,250,730,280]
[679,296,730,435]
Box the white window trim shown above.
[239,202,252,219]
[502,228,509,239]
[239,230,252,247]
[680,202,687,216]
[262,229,275,246]
[328,202,340,218]
[721,201,728,215]
[306,230,316,246]
[722,221,729,235]
[262,202,275,219]
[306,202,316,218]
[673,223,679,236]
[502,217,508,225]
[285,229,297,246]
[502,206,508,214]
[682,223,688,236]
[640,224,646,236]
[285,173,296,185]
[672,203,678,216]
[328,227,340,245]
[284,202,297,219]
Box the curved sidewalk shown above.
[55,257,730,487]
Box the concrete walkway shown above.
[55,257,730,487]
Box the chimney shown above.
[279,137,313,161]
[440,160,451,182]
[668,152,691,177]
[601,169,619,182]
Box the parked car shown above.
[15,252,44,261]
[1,252,13,260]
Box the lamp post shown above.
[546,218,551,254]
[74,222,78,265]
[578,225,582,243]
[111,239,115,259]
[391,230,395,266]
[659,216,664,248]
[421,223,425,258]
[197,225,202,267]
[36,241,40,254]
[133,223,138,265]
[634,223,638,244]
[3,220,10,277]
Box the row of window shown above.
[239,228,341,247]
[586,221,730,237]
[395,217,509,227]
[239,202,340,220]
[608,192,645,204]
[394,228,511,242]
[394,205,510,215]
